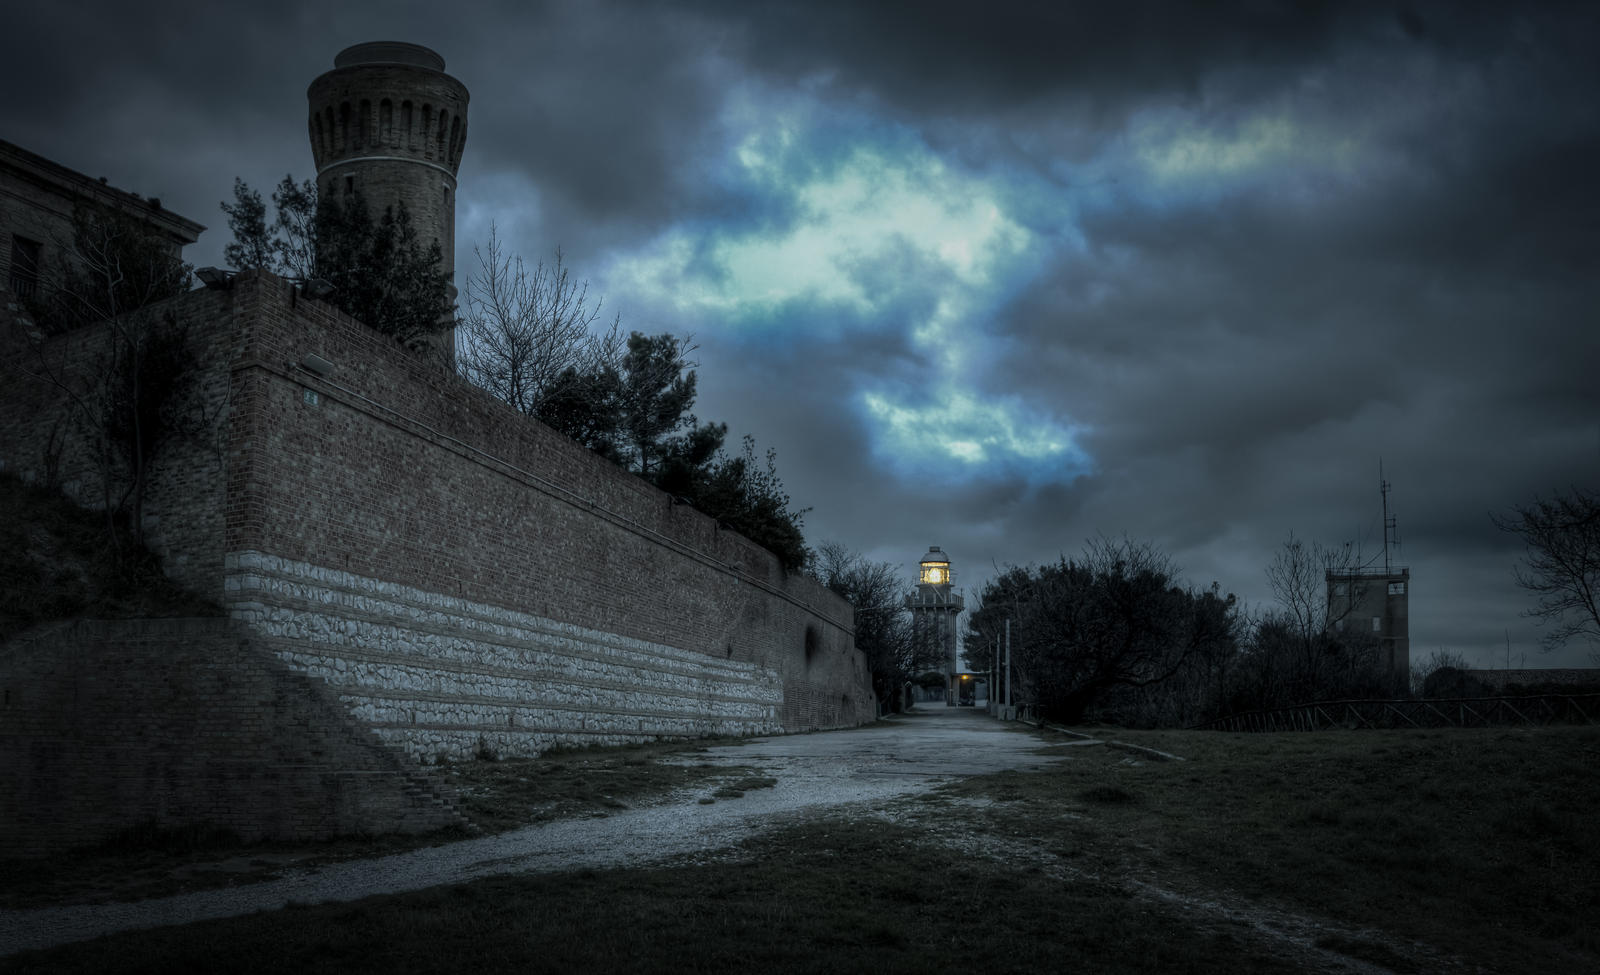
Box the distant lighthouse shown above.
[905,546,964,704]
[307,41,469,366]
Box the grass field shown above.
[0,739,763,908]
[8,725,1598,973]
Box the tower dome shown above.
[308,42,469,364]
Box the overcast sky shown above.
[6,1,1597,669]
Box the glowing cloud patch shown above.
[1128,108,1367,193]
[609,116,1029,320]
[602,97,1088,487]
[862,390,1089,480]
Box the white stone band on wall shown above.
[224,551,784,760]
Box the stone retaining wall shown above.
[228,551,785,761]
[0,619,466,859]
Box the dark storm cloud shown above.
[3,1,1595,666]
[1,0,754,266]
[680,0,1388,113]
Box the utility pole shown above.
[1004,618,1012,715]
[990,636,998,714]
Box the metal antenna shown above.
[1380,460,1398,574]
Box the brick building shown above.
[1,138,202,336]
[1326,566,1410,692]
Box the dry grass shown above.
[0,739,760,908]
[8,821,1293,975]
[8,725,1598,973]
[439,739,758,831]
[934,724,1600,973]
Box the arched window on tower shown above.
[437,110,449,161]
[421,105,434,157]
[380,99,393,146]
[448,116,461,166]
[402,101,414,150]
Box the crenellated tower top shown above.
[307,42,469,365]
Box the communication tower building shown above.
[1326,470,1411,691]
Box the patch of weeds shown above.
[1079,785,1137,805]
[712,776,777,799]
[1314,934,1420,973]
[92,821,245,856]
[1293,803,1343,827]
[1495,800,1561,839]
[443,741,767,832]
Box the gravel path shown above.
[1,706,1058,957]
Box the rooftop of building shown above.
[0,139,206,243]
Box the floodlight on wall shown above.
[300,354,336,378]
[195,266,233,290]
[303,278,337,300]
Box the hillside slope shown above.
[0,472,219,642]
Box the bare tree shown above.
[1265,533,1361,645]
[1493,488,1600,655]
[10,202,202,555]
[813,541,922,713]
[1262,533,1377,700]
[456,227,621,416]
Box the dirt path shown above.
[1,706,1056,957]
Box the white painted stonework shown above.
[225,551,784,761]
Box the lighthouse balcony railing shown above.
[905,592,964,611]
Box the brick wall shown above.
[1,270,874,783]
[220,272,873,749]
[0,285,236,595]
[0,619,465,859]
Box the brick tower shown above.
[308,41,468,365]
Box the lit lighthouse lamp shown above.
[905,546,965,705]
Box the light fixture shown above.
[195,266,233,290]
[300,354,336,377]
[303,278,337,300]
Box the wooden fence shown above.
[1193,694,1600,732]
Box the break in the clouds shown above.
[3,0,1597,667]
[607,96,1085,480]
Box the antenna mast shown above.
[1380,460,1398,574]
